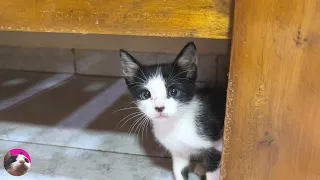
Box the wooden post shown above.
[221,0,320,179]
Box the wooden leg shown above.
[221,0,320,179]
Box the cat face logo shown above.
[3,149,31,176]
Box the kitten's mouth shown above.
[157,113,169,118]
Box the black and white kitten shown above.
[119,42,226,180]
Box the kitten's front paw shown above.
[181,166,190,180]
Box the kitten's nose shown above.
[155,106,165,113]
[19,160,25,164]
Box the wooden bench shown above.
[0,0,232,54]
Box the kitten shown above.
[119,42,226,180]
[4,152,31,176]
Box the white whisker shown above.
[113,106,139,113]
[128,115,145,137]
[141,117,150,143]
[116,112,143,128]
[134,116,146,141]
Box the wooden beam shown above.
[0,0,231,39]
[221,0,320,179]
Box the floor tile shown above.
[0,71,54,101]
[0,71,72,111]
[0,73,168,157]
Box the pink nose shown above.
[155,106,165,112]
[19,160,25,164]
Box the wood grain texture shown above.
[221,0,320,179]
[0,0,231,39]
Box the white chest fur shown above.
[152,114,216,155]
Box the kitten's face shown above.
[120,42,198,122]
[4,152,31,176]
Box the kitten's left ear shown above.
[174,42,198,78]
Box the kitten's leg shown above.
[172,153,190,180]
[205,151,221,180]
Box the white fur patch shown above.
[138,74,178,120]
[152,98,213,154]
[12,154,31,169]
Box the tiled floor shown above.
[0,70,201,180]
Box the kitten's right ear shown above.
[119,50,141,81]
[173,42,198,79]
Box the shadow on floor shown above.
[0,71,171,173]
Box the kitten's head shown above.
[4,152,31,176]
[120,42,198,122]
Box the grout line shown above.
[0,138,172,160]
[70,48,77,74]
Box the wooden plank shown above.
[0,0,231,39]
[221,0,320,179]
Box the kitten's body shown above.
[120,42,226,180]
[152,85,225,180]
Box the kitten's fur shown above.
[120,42,226,180]
[4,152,31,176]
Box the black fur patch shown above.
[195,86,226,141]
[204,149,221,172]
[181,166,190,180]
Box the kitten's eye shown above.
[169,88,179,97]
[24,158,29,163]
[140,90,151,100]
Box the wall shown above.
[0,33,230,86]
